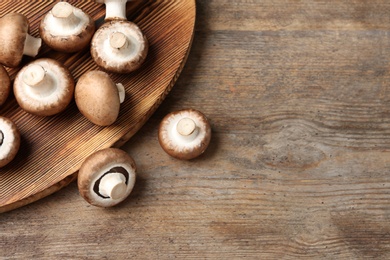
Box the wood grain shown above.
[0,0,195,212]
[2,0,390,259]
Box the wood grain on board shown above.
[0,0,196,212]
[2,0,390,259]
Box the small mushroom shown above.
[95,0,132,21]
[78,148,136,207]
[75,70,125,126]
[0,65,10,106]
[158,109,212,160]
[0,117,20,168]
[0,13,42,68]
[39,2,96,53]
[13,58,75,116]
[91,20,148,73]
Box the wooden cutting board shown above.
[0,0,196,213]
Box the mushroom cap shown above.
[77,148,137,207]
[158,109,212,160]
[39,2,96,53]
[0,117,21,168]
[91,20,148,74]
[75,70,121,126]
[0,65,10,106]
[0,13,30,67]
[13,58,75,116]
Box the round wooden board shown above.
[0,0,196,213]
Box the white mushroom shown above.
[39,2,96,53]
[75,70,125,126]
[77,148,137,207]
[0,13,42,67]
[0,65,10,106]
[13,58,75,116]
[158,109,212,160]
[91,20,148,73]
[0,117,20,168]
[95,0,132,21]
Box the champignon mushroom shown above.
[95,0,132,21]
[0,65,10,106]
[158,109,212,160]
[0,13,42,68]
[13,58,75,116]
[39,2,95,53]
[91,20,148,74]
[75,70,125,126]
[78,148,136,207]
[0,117,20,168]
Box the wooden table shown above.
[2,0,390,258]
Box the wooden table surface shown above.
[2,0,390,258]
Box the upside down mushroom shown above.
[40,1,95,53]
[13,58,75,116]
[91,0,148,74]
[78,148,137,207]
[158,109,212,160]
[0,117,20,168]
[0,13,42,68]
[91,20,148,74]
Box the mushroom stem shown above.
[51,2,81,32]
[116,83,125,103]
[23,34,42,57]
[22,64,55,96]
[103,0,128,21]
[176,118,199,142]
[99,172,127,200]
[108,32,133,57]
[110,32,128,50]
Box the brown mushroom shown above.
[13,58,75,116]
[78,148,136,207]
[0,13,42,68]
[39,2,95,53]
[75,70,125,126]
[0,117,20,168]
[0,65,10,106]
[158,109,212,160]
[90,20,148,74]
